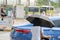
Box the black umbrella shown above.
[26,14,55,28]
[26,14,55,40]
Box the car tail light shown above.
[16,29,30,34]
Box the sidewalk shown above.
[0,17,13,31]
[0,18,28,32]
[13,18,30,25]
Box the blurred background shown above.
[0,0,60,40]
[0,0,60,17]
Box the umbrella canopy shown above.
[26,14,55,28]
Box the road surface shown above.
[0,32,10,40]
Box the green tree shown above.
[37,0,60,8]
[50,0,60,8]
[37,0,49,6]
[58,0,60,7]
[50,1,59,8]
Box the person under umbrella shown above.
[26,14,55,40]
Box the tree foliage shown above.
[37,0,60,8]
[37,0,49,6]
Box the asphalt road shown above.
[0,32,10,40]
[0,27,40,40]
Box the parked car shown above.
[11,14,60,40]
[10,19,33,40]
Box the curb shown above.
[0,29,3,31]
[0,29,12,32]
[3,29,12,32]
[0,28,12,32]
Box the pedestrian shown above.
[40,8,46,16]
[41,11,46,16]
[1,7,7,20]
